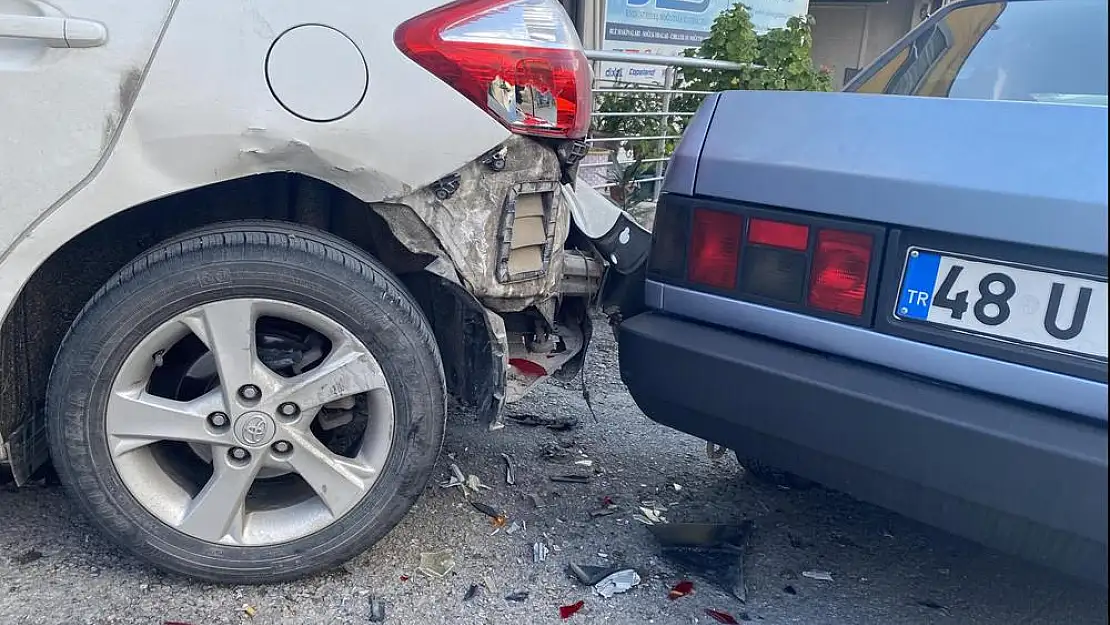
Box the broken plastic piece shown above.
[505,591,530,602]
[242,604,257,618]
[506,521,523,535]
[550,474,591,483]
[704,608,740,624]
[559,600,585,619]
[368,597,386,622]
[501,453,516,485]
[649,521,753,603]
[465,474,491,493]
[471,501,501,519]
[399,574,410,582]
[634,502,668,525]
[593,568,640,598]
[668,580,694,600]
[463,584,482,601]
[440,463,466,489]
[507,413,579,430]
[568,563,622,586]
[802,570,833,582]
[418,549,457,578]
[525,493,544,508]
[533,542,550,563]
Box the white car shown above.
[0,0,646,582]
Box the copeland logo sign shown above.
[600,0,810,84]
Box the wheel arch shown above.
[0,173,502,484]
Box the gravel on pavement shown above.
[1,324,1106,625]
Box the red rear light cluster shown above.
[687,208,743,290]
[395,0,591,139]
[808,229,873,316]
[649,198,877,320]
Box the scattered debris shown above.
[649,522,754,603]
[163,622,194,625]
[506,521,524,535]
[668,580,694,600]
[633,501,668,525]
[574,459,594,467]
[568,563,623,586]
[559,600,585,619]
[704,608,740,624]
[590,505,618,518]
[11,549,43,566]
[507,413,579,430]
[783,585,797,595]
[418,550,457,578]
[533,542,550,563]
[501,453,516,485]
[440,463,491,498]
[399,574,410,582]
[524,493,545,508]
[242,604,257,618]
[673,483,683,492]
[802,570,834,582]
[465,474,491,494]
[540,441,576,462]
[368,597,387,622]
[463,584,482,602]
[550,474,591,484]
[471,501,501,519]
[593,569,641,598]
[439,464,467,489]
[505,591,530,602]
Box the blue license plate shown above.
[895,250,942,321]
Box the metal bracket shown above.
[431,173,461,201]
[480,146,508,172]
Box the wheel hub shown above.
[233,411,277,448]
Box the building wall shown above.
[810,0,916,89]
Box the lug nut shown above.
[229,447,250,462]
[277,402,299,417]
[271,440,292,454]
[238,384,261,401]
[207,412,229,429]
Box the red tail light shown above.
[395,0,591,139]
[808,229,873,316]
[688,208,743,290]
[748,218,809,251]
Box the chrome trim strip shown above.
[649,280,1107,421]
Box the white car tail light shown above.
[395,0,591,139]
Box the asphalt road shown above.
[1,324,1106,625]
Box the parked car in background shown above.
[618,0,1108,583]
[0,0,648,583]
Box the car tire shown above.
[46,221,446,583]
[735,453,815,490]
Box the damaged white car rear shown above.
[0,0,646,582]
